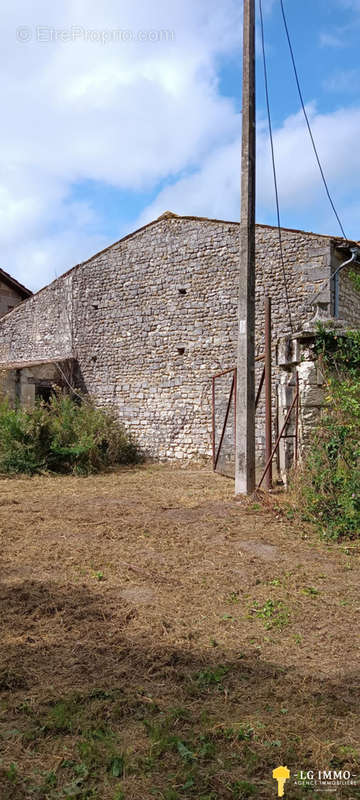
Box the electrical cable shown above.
[280,0,348,242]
[259,0,294,332]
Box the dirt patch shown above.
[121,586,156,605]
[163,500,241,524]
[237,540,279,560]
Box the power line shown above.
[280,0,348,241]
[259,0,294,332]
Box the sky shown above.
[2,0,360,291]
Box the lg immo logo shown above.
[272,766,358,794]
[272,766,290,796]
[295,769,358,790]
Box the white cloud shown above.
[134,103,360,241]
[135,137,241,225]
[1,228,108,291]
[1,0,360,293]
[319,31,345,47]
[0,0,241,289]
[319,1,360,45]
[323,67,360,92]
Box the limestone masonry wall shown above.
[0,274,73,365]
[0,215,358,464]
[337,262,360,326]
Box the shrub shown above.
[294,327,360,540]
[0,392,141,476]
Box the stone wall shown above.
[0,214,358,465]
[334,248,360,326]
[0,273,73,365]
[0,279,27,318]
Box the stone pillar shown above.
[276,318,352,484]
[277,330,325,484]
[277,336,301,484]
[19,368,35,408]
[297,352,325,454]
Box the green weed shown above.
[231,779,257,797]
[251,599,290,629]
[42,699,78,734]
[227,591,240,604]
[293,326,360,540]
[6,762,18,783]
[195,665,229,689]
[302,586,320,596]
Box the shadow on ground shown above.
[0,579,359,799]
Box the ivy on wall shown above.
[295,325,360,539]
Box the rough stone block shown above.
[300,383,325,407]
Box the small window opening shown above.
[178,288,186,295]
[177,347,185,355]
[91,355,97,362]
[92,303,99,310]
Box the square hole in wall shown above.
[177,347,185,355]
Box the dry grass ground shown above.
[0,464,359,799]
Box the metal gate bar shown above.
[257,376,299,489]
[212,361,266,474]
[212,367,237,471]
[255,365,265,410]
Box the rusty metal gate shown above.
[212,299,299,486]
[212,367,237,477]
[212,363,299,484]
[211,360,267,479]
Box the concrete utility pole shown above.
[264,296,272,490]
[235,0,256,494]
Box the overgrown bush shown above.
[0,392,141,475]
[295,326,360,540]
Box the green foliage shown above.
[0,392,140,476]
[251,599,289,630]
[297,326,360,539]
[314,325,360,375]
[6,762,18,783]
[108,754,125,778]
[349,268,360,295]
[195,665,229,689]
[231,780,257,799]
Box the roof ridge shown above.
[4,213,355,311]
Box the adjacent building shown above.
[0,268,32,318]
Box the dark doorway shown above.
[35,385,53,404]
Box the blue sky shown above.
[2,0,360,290]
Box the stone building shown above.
[0,212,359,466]
[0,268,32,318]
